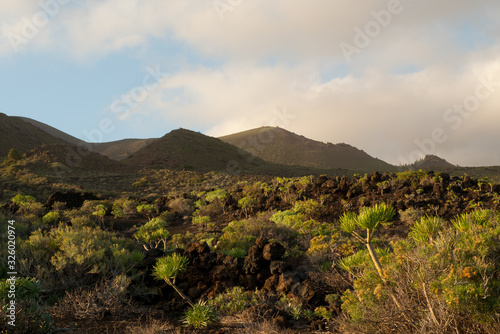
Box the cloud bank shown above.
[2,0,500,166]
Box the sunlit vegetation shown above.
[2,168,500,333]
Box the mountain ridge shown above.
[125,128,285,174]
[18,116,83,145]
[0,113,68,157]
[2,113,461,173]
[91,138,158,161]
[219,126,396,172]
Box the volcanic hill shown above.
[219,126,396,172]
[0,113,67,157]
[125,128,327,175]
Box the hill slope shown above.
[126,128,318,175]
[0,113,68,158]
[410,155,457,170]
[220,127,396,172]
[91,138,157,161]
[22,143,129,174]
[18,117,82,145]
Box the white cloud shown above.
[2,1,496,64]
[128,54,500,166]
[2,1,500,166]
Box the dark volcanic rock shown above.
[184,241,210,258]
[45,191,98,210]
[263,274,280,292]
[277,271,303,294]
[255,237,268,249]
[290,280,317,306]
[270,260,285,275]
[262,242,286,261]
[243,245,264,275]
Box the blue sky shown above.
[1,0,500,166]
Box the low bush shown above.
[55,275,132,320]
[18,225,144,292]
[0,277,53,333]
[209,286,258,316]
[133,218,170,251]
[169,197,193,216]
[182,300,217,329]
[340,209,500,333]
[216,215,299,257]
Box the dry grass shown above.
[53,275,132,320]
[125,316,178,334]
[218,314,293,334]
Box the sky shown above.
[1,0,500,167]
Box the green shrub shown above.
[205,189,228,203]
[277,294,314,320]
[11,194,37,207]
[0,277,53,333]
[11,194,45,216]
[182,301,217,329]
[340,209,500,333]
[42,211,61,225]
[6,148,22,163]
[238,196,258,218]
[396,169,428,181]
[293,199,324,220]
[314,306,334,320]
[112,198,138,218]
[136,204,158,219]
[0,277,41,302]
[270,210,305,228]
[153,253,193,306]
[408,216,444,242]
[111,202,124,218]
[70,215,95,228]
[1,299,54,333]
[209,286,256,315]
[222,247,247,258]
[133,218,170,251]
[192,215,210,230]
[18,225,144,292]
[194,202,224,219]
[271,204,333,237]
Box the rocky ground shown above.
[5,170,500,333]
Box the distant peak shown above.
[412,154,457,168]
[164,128,199,136]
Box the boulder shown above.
[243,245,264,275]
[262,242,285,261]
[45,191,98,210]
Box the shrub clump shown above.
[340,209,500,333]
